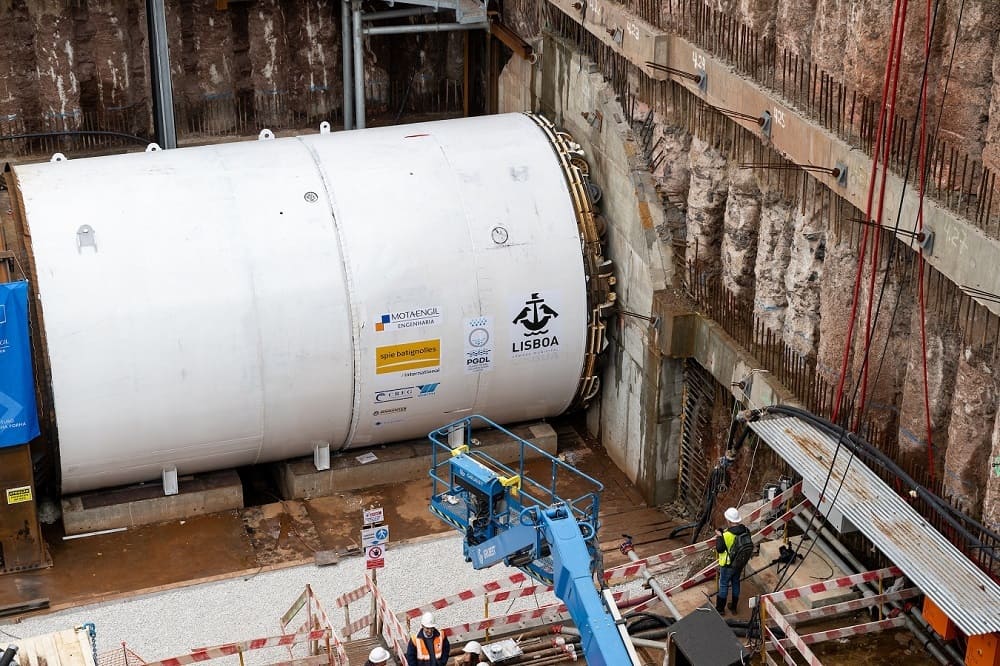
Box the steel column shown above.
[351,1,365,129]
[146,0,176,148]
[341,0,354,130]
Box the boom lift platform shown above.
[428,415,641,666]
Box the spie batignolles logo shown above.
[511,292,561,358]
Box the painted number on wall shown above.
[772,107,786,129]
[692,52,706,71]
[626,21,641,41]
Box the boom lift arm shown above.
[428,416,641,666]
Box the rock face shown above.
[685,137,730,275]
[753,197,794,333]
[944,349,997,518]
[721,170,761,300]
[782,199,826,357]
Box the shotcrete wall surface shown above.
[500,37,678,503]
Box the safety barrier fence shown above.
[760,566,910,665]
[143,630,332,666]
[143,586,348,666]
[604,480,803,584]
[366,572,410,666]
[626,498,811,614]
[280,585,349,666]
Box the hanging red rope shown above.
[915,0,937,483]
[832,0,908,424]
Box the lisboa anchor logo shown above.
[513,293,559,335]
[512,293,560,356]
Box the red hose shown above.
[916,0,936,482]
[856,0,911,429]
[832,0,906,422]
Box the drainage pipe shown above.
[559,626,666,651]
[340,0,353,130]
[351,0,365,129]
[791,511,958,665]
[364,22,488,36]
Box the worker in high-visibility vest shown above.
[715,507,750,615]
[405,612,450,666]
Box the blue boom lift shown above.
[428,416,641,666]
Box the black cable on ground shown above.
[0,130,151,145]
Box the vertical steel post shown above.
[146,0,177,148]
[352,1,366,129]
[341,0,354,130]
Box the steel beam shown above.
[364,22,486,36]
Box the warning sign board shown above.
[365,544,385,570]
[5,485,32,504]
[363,507,384,525]
[362,525,390,547]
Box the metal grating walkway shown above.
[750,417,1000,635]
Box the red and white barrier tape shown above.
[764,597,823,666]
[802,616,908,644]
[397,571,532,620]
[626,502,810,614]
[367,572,409,665]
[145,630,330,666]
[783,588,918,625]
[341,615,372,639]
[335,583,370,608]
[484,583,554,606]
[604,482,804,585]
[765,626,798,666]
[282,587,347,666]
[762,566,902,605]
[442,588,650,643]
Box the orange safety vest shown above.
[411,632,444,661]
[717,529,737,567]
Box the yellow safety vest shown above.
[717,529,737,567]
[411,632,444,661]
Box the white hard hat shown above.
[463,640,482,654]
[367,646,390,663]
[725,507,741,523]
[420,611,437,628]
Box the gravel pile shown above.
[0,534,560,663]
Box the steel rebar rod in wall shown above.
[341,0,354,130]
[146,0,176,148]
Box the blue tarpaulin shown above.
[0,281,40,447]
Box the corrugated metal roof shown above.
[750,416,1000,636]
